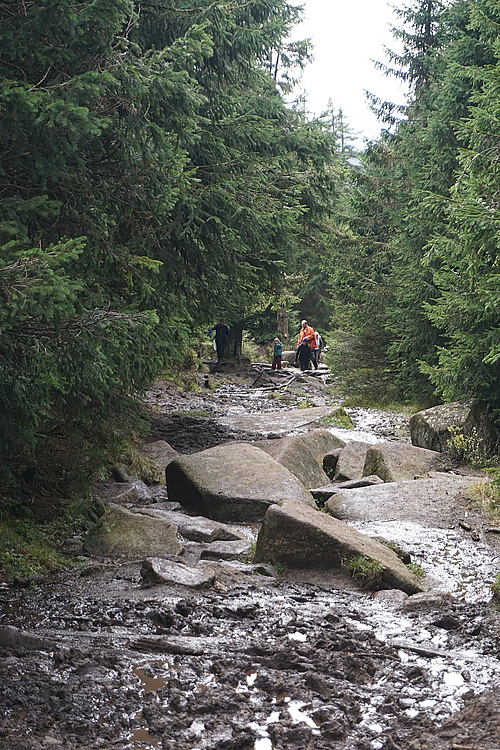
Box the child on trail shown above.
[272,337,283,370]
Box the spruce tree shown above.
[421,0,500,406]
[0,0,338,497]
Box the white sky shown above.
[292,0,408,147]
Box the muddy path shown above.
[1,366,500,750]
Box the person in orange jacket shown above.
[296,319,316,350]
[295,320,318,370]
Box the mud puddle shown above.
[2,565,499,750]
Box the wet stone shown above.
[197,540,253,560]
[372,589,408,611]
[402,591,457,613]
[140,558,216,589]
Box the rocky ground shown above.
[1,361,500,750]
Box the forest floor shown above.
[1,362,500,750]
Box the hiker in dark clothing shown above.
[296,340,315,371]
[210,321,229,361]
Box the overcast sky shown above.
[292,0,408,146]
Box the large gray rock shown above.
[0,626,57,652]
[96,478,155,505]
[401,591,456,613]
[195,559,279,585]
[254,500,423,594]
[409,402,477,452]
[140,558,215,588]
[135,508,246,543]
[197,540,253,560]
[166,443,315,522]
[84,503,182,558]
[253,436,330,488]
[325,473,483,525]
[334,441,374,481]
[137,440,179,484]
[363,442,440,482]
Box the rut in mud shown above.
[1,366,500,750]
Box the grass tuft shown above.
[318,407,354,429]
[270,559,288,576]
[342,554,385,589]
[406,562,425,579]
[467,474,500,519]
[492,572,500,600]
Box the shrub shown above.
[446,427,493,468]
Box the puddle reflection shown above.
[129,728,160,747]
[133,666,168,693]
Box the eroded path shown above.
[1,368,500,750]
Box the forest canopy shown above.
[0,0,339,496]
[323,0,500,411]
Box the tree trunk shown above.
[277,305,289,343]
[226,321,243,364]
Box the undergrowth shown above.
[446,427,495,469]
[318,408,354,429]
[341,394,423,413]
[492,572,500,600]
[241,333,264,363]
[118,447,163,485]
[342,555,385,589]
[467,471,500,520]
[0,496,96,582]
[447,428,500,521]
[163,369,202,393]
[270,559,288,576]
[323,330,416,408]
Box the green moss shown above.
[0,514,67,581]
[297,400,314,409]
